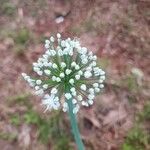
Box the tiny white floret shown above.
[43,84,48,89]
[36,80,42,85]
[52,76,57,81]
[60,72,65,78]
[44,70,51,75]
[57,33,61,38]
[50,36,55,42]
[72,99,77,104]
[65,93,72,99]
[75,64,80,70]
[95,87,100,93]
[56,77,61,82]
[75,75,80,80]
[51,88,58,94]
[88,94,94,100]
[78,95,83,101]
[61,62,66,68]
[52,63,58,69]
[93,83,99,88]
[69,79,74,85]
[80,84,86,91]
[99,84,104,88]
[65,69,72,75]
[84,71,92,78]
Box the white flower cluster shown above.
[22,33,105,114]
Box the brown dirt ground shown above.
[0,0,149,150]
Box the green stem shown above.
[67,99,85,150]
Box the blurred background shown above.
[0,0,149,150]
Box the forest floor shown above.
[0,0,149,150]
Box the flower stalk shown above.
[67,99,85,150]
[66,85,85,150]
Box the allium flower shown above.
[22,33,105,114]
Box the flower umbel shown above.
[22,33,105,114]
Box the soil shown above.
[0,0,149,150]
